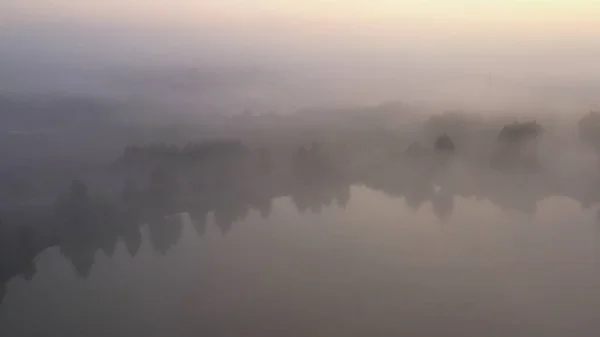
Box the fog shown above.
[3,1,600,336]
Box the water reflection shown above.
[1,140,600,306]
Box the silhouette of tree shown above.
[434,134,455,153]
[497,121,542,144]
[493,121,543,170]
[578,111,600,152]
[405,141,426,158]
[423,111,475,150]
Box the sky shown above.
[2,1,599,66]
[3,0,599,54]
[1,1,599,108]
[4,0,600,30]
[2,0,599,66]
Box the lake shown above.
[2,184,600,337]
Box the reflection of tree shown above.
[16,226,37,280]
[289,143,347,213]
[432,189,454,221]
[404,184,434,211]
[70,243,95,279]
[3,136,600,305]
[147,167,180,216]
[214,208,235,234]
[120,180,143,257]
[189,209,208,236]
[0,222,45,303]
[256,198,272,218]
[0,283,5,304]
[53,179,123,277]
[148,214,183,255]
[122,225,142,257]
[335,185,351,209]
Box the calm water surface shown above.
[2,186,600,337]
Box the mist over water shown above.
[2,118,600,336]
[3,1,600,336]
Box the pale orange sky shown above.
[2,1,600,67]
[1,1,600,109]
[4,1,600,28]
